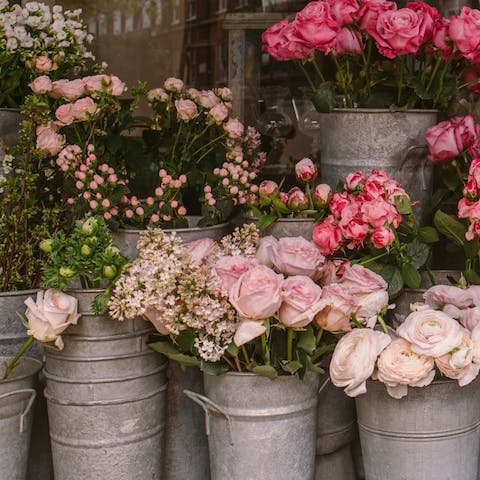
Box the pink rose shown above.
[279,275,323,328]
[423,285,474,310]
[287,187,309,212]
[36,126,65,155]
[405,1,441,42]
[83,75,110,92]
[223,118,244,139]
[358,0,397,32]
[72,97,97,121]
[396,308,464,357]
[259,180,279,198]
[55,104,76,126]
[295,157,317,183]
[464,67,480,95]
[361,197,400,228]
[175,99,199,121]
[229,265,283,320]
[234,320,266,347]
[335,27,362,54]
[458,198,476,219]
[329,192,351,218]
[432,18,453,58]
[215,87,232,102]
[330,328,392,397]
[312,218,342,255]
[147,88,169,102]
[209,103,229,124]
[51,79,86,101]
[344,171,365,191]
[340,218,369,247]
[256,235,278,268]
[214,255,256,292]
[164,77,184,92]
[29,75,52,94]
[326,0,361,25]
[271,236,325,278]
[370,226,395,248]
[313,183,332,209]
[315,283,357,332]
[143,307,169,335]
[368,8,425,59]
[294,1,341,53]
[319,259,345,285]
[184,237,216,264]
[340,264,388,294]
[107,76,127,96]
[197,90,220,109]
[449,7,480,64]
[34,56,57,72]
[376,337,435,399]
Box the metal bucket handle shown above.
[398,145,429,191]
[319,376,330,395]
[0,388,36,433]
[183,389,234,445]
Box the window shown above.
[172,0,180,25]
[155,0,163,26]
[217,0,227,12]
[113,10,122,36]
[187,0,197,20]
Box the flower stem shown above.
[330,53,350,107]
[357,251,389,266]
[234,355,242,372]
[397,58,405,105]
[287,328,294,362]
[191,133,227,158]
[295,60,317,92]
[311,57,326,83]
[316,327,324,345]
[377,315,389,335]
[3,336,34,380]
[261,332,270,364]
[425,56,442,94]
[170,122,183,162]
[305,183,314,210]
[433,49,455,107]
[241,345,250,369]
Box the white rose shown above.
[24,289,81,349]
[355,290,390,328]
[330,328,391,397]
[396,309,463,357]
[376,338,435,399]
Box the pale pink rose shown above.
[36,127,65,155]
[255,235,278,268]
[258,180,279,198]
[435,330,480,386]
[51,79,86,101]
[186,88,201,100]
[355,290,390,328]
[55,103,76,126]
[197,90,220,109]
[396,308,464,357]
[370,226,395,248]
[36,122,58,136]
[330,328,392,397]
[340,264,388,294]
[234,320,266,347]
[229,265,283,320]
[319,259,345,285]
[164,77,184,92]
[315,283,357,332]
[287,187,309,212]
[143,307,169,335]
[223,118,244,139]
[107,76,127,96]
[83,74,110,92]
[72,97,97,121]
[459,307,480,331]
[358,0,397,32]
[312,218,342,255]
[215,87,232,102]
[376,337,435,399]
[471,322,480,363]
[29,75,52,94]
[24,289,80,350]
[214,256,256,292]
[184,237,216,264]
[175,99,199,121]
[271,236,325,279]
[361,197,401,228]
[423,285,474,310]
[279,276,323,328]
[295,157,317,183]
[326,0,360,25]
[34,55,57,72]
[209,103,229,124]
[468,285,480,306]
[147,88,169,102]
[449,7,480,64]
[335,27,362,54]
[313,183,332,209]
[344,171,365,191]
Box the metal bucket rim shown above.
[0,288,41,298]
[66,288,105,295]
[327,108,439,114]
[0,356,42,383]
[245,216,315,224]
[116,222,230,235]
[0,107,21,113]
[45,348,157,362]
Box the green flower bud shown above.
[59,267,75,278]
[80,244,92,257]
[82,217,97,235]
[39,239,53,254]
[87,236,98,244]
[103,265,117,279]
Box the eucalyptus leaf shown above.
[252,364,278,379]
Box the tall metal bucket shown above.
[0,356,41,480]
[316,379,356,480]
[186,371,320,480]
[355,378,480,480]
[44,289,167,480]
[246,217,316,240]
[318,109,438,225]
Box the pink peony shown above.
[370,226,395,248]
[344,171,366,191]
[313,183,332,208]
[164,77,184,92]
[259,180,279,198]
[295,157,318,183]
[209,103,229,124]
[287,187,309,212]
[360,196,401,228]
[147,88,169,102]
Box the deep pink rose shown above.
[229,265,283,320]
[405,1,440,42]
[338,201,361,226]
[184,237,216,263]
[432,18,453,58]
[295,157,317,183]
[279,275,323,327]
[458,197,475,219]
[315,283,357,332]
[271,236,325,278]
[294,1,341,53]
[344,171,366,191]
[329,192,351,218]
[214,256,256,292]
[326,0,361,25]
[312,218,342,255]
[361,196,401,228]
[464,178,480,200]
[72,97,97,121]
[469,158,480,189]
[368,8,425,59]
[287,187,309,212]
[175,99,199,121]
[464,67,480,95]
[36,127,65,155]
[335,27,362,54]
[34,56,57,72]
[370,226,395,248]
[359,0,397,31]
[55,104,76,126]
[449,7,480,64]
[466,220,480,241]
[341,218,369,247]
[29,75,52,94]
[313,183,332,208]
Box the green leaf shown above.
[306,356,325,374]
[271,196,291,215]
[281,360,303,375]
[404,241,430,269]
[311,82,337,113]
[226,342,239,357]
[369,264,404,298]
[252,364,278,379]
[465,269,480,285]
[257,214,277,231]
[148,341,178,356]
[169,353,201,367]
[201,360,229,376]
[418,226,439,243]
[148,341,200,367]
[464,238,480,260]
[401,263,421,289]
[297,326,316,355]
[175,329,197,352]
[394,195,413,215]
[433,210,466,248]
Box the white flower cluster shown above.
[109,228,237,362]
[217,223,259,258]
[0,2,94,60]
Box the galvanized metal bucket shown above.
[316,378,357,480]
[318,109,438,225]
[355,378,480,480]
[186,371,320,480]
[246,217,316,240]
[0,356,41,480]
[44,289,167,480]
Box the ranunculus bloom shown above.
[223,118,244,139]
[330,328,392,397]
[50,79,86,101]
[468,285,480,306]
[55,103,76,126]
[256,235,278,268]
[143,307,169,335]
[214,255,256,292]
[370,226,395,248]
[164,77,184,92]
[175,99,199,121]
[279,275,323,328]
[355,290,390,328]
[326,0,360,25]
[184,237,216,264]
[295,157,317,183]
[435,330,480,386]
[315,283,357,332]
[24,289,81,350]
[72,97,97,121]
[36,126,65,155]
[271,236,325,279]
[459,307,480,331]
[29,75,52,94]
[358,0,397,32]
[423,285,474,310]
[312,217,342,255]
[287,187,309,212]
[34,55,57,72]
[376,337,435,399]
[396,308,464,357]
[313,183,332,208]
[234,320,266,347]
[229,265,283,320]
[449,7,480,64]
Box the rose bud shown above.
[39,239,53,254]
[295,158,318,183]
[259,180,279,198]
[287,187,308,212]
[313,183,332,209]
